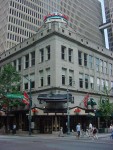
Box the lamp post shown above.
[94,109,97,126]
[21,77,32,136]
[28,79,32,136]
[67,81,75,135]
[67,88,70,135]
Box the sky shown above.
[99,0,109,49]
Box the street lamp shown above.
[67,81,75,135]
[28,79,32,136]
[67,88,70,135]
[14,73,32,136]
[94,109,97,126]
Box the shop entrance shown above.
[35,115,67,133]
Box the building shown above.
[0,0,104,54]
[0,0,61,53]
[99,0,113,51]
[0,12,113,134]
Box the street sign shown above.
[5,93,24,99]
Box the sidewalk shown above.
[0,132,111,140]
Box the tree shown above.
[99,85,113,127]
[0,64,20,95]
[0,64,22,133]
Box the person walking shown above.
[58,127,63,137]
[12,123,16,134]
[110,124,113,139]
[76,123,81,139]
[31,122,35,133]
[89,122,93,137]
[92,126,98,140]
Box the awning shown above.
[37,93,72,102]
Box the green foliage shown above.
[0,98,26,110]
[0,64,21,94]
[0,64,22,110]
[99,85,113,119]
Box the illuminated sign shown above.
[44,12,69,23]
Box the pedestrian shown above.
[110,124,113,131]
[31,122,35,133]
[89,122,93,129]
[58,127,63,137]
[110,124,113,139]
[89,122,93,137]
[76,123,81,139]
[92,126,98,140]
[12,123,16,134]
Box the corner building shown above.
[0,13,113,134]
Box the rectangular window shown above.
[111,81,113,92]
[100,59,103,73]
[101,79,105,91]
[96,58,99,72]
[30,74,35,89]
[90,76,94,89]
[78,51,82,65]
[47,75,50,85]
[24,75,29,90]
[62,68,66,85]
[13,60,17,70]
[40,77,43,86]
[31,51,35,66]
[62,75,65,85]
[97,78,100,91]
[24,83,28,90]
[46,45,50,60]
[18,58,21,71]
[40,48,44,62]
[89,55,93,69]
[69,76,72,86]
[31,81,35,88]
[46,68,51,86]
[25,54,29,69]
[69,70,74,86]
[85,74,89,89]
[84,53,88,67]
[39,70,44,87]
[79,73,83,88]
[105,80,109,89]
[109,63,112,76]
[68,48,73,62]
[61,45,66,60]
[104,61,107,74]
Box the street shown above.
[0,134,113,150]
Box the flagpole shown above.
[67,81,75,135]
